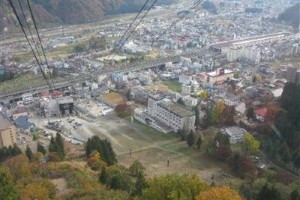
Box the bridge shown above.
[0,49,208,102]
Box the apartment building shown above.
[147,94,195,132]
[0,114,17,148]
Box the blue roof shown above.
[15,116,34,129]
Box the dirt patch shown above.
[51,178,71,198]
[100,92,125,106]
[118,147,238,185]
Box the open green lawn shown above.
[0,73,65,94]
[163,80,182,93]
[83,114,177,154]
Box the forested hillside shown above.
[0,0,176,34]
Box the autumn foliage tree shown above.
[0,166,19,200]
[196,186,243,200]
[142,174,208,200]
[115,103,132,118]
[242,133,260,155]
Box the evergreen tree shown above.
[256,184,282,200]
[196,136,202,149]
[86,139,92,157]
[194,107,201,127]
[187,130,195,147]
[37,143,46,155]
[290,189,300,200]
[48,137,56,153]
[55,133,65,159]
[12,145,22,156]
[25,146,33,161]
[177,98,185,106]
[99,167,108,185]
[293,154,300,171]
[134,172,147,196]
[177,129,185,141]
[246,107,255,121]
[48,134,65,160]
[86,136,117,166]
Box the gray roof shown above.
[158,101,194,118]
[0,113,12,130]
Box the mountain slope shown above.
[278,3,300,30]
[0,0,176,34]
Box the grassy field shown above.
[163,80,182,93]
[0,73,65,94]
[118,141,241,186]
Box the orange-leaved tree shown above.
[197,186,243,200]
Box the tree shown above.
[86,136,117,166]
[279,143,292,163]
[142,174,207,200]
[134,172,147,196]
[219,106,235,126]
[196,136,202,149]
[86,138,92,157]
[214,132,230,146]
[177,129,186,141]
[87,151,107,171]
[293,154,300,171]
[19,182,51,200]
[197,187,242,200]
[216,100,225,122]
[115,103,132,118]
[290,189,300,200]
[129,160,145,177]
[37,143,46,155]
[195,107,201,127]
[177,97,185,106]
[242,133,260,155]
[0,166,19,200]
[25,146,33,161]
[99,167,108,185]
[110,174,133,192]
[187,131,195,147]
[4,154,31,180]
[256,184,282,200]
[49,134,65,160]
[216,145,232,161]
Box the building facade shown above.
[0,114,17,148]
[147,95,195,132]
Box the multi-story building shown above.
[183,96,198,109]
[182,85,192,95]
[0,114,17,148]
[147,94,195,132]
[205,68,234,84]
[211,32,287,63]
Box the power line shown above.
[25,0,57,89]
[8,0,52,88]
[110,0,158,60]
[16,0,43,63]
[151,0,203,45]
[110,0,151,54]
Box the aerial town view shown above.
[0,0,299,199]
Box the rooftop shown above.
[158,100,194,118]
[207,69,233,77]
[255,107,267,117]
[225,126,247,137]
[0,113,12,130]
